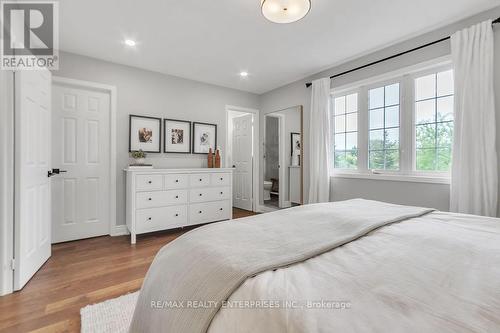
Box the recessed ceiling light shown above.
[240,71,249,77]
[124,39,136,47]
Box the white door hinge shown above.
[10,259,15,270]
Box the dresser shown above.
[125,168,233,244]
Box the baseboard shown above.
[110,225,130,236]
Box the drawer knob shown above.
[148,181,152,184]
[220,208,223,211]
[199,210,202,214]
[220,177,223,180]
[148,198,152,201]
[175,213,179,217]
[175,195,179,199]
[199,193,203,196]
[175,179,179,183]
[199,178,202,181]
[220,192,223,195]
[147,217,152,221]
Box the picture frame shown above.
[192,122,217,154]
[291,132,301,156]
[164,119,191,154]
[129,115,162,153]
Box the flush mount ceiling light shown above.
[261,0,311,24]
[240,71,249,77]
[124,39,136,47]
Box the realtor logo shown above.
[1,1,59,70]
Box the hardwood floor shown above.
[0,208,256,333]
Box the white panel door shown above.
[14,69,52,290]
[51,84,110,243]
[232,114,253,211]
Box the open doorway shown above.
[225,106,260,212]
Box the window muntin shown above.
[333,93,358,169]
[368,83,400,170]
[414,70,454,172]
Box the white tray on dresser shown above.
[125,168,233,244]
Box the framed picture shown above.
[129,115,162,153]
[164,119,191,153]
[291,132,301,156]
[192,122,217,154]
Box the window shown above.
[415,70,454,172]
[330,61,454,181]
[333,93,358,169]
[368,83,400,170]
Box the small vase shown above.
[215,149,221,168]
[207,148,213,168]
[135,158,145,165]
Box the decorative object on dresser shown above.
[215,148,221,168]
[192,122,217,154]
[129,115,162,153]
[125,168,233,244]
[208,148,213,168]
[130,149,147,165]
[164,119,191,153]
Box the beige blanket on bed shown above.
[129,199,433,333]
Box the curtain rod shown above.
[305,17,500,88]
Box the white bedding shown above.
[209,211,500,333]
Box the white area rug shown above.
[80,291,138,333]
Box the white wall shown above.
[55,52,260,226]
[0,69,14,295]
[260,7,500,215]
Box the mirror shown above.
[262,105,303,210]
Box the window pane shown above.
[385,106,399,128]
[369,151,384,169]
[416,148,436,171]
[345,150,358,169]
[346,132,357,151]
[436,148,452,171]
[369,87,384,109]
[437,122,453,148]
[334,151,346,168]
[369,130,384,150]
[415,74,436,101]
[346,113,357,132]
[416,124,436,149]
[369,108,384,129]
[415,99,435,125]
[385,128,399,149]
[384,150,399,170]
[385,83,399,106]
[437,96,454,122]
[437,70,454,97]
[335,115,345,133]
[346,93,358,113]
[335,134,345,151]
[334,96,346,115]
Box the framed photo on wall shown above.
[291,132,301,156]
[129,115,162,153]
[192,122,217,154]
[164,119,191,153]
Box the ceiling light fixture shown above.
[261,0,311,24]
[124,39,136,47]
[240,71,249,77]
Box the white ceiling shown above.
[59,0,500,94]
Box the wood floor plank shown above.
[0,208,256,332]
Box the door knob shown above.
[48,168,68,177]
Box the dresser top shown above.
[124,167,233,174]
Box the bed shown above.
[129,199,500,333]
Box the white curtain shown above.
[308,78,331,203]
[450,20,498,217]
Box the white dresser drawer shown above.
[189,200,231,225]
[136,190,188,209]
[189,187,231,203]
[164,174,189,189]
[211,173,231,186]
[136,205,188,233]
[190,174,211,187]
[136,174,163,192]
